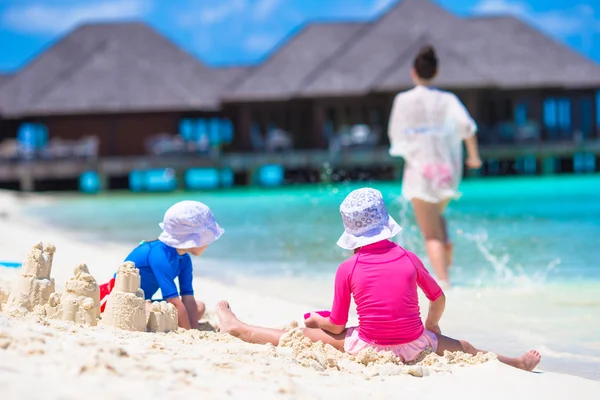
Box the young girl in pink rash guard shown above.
[215,188,541,372]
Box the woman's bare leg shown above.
[437,199,454,269]
[412,199,449,284]
[215,301,346,351]
[435,333,541,371]
[439,214,453,269]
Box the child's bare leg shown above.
[196,300,206,320]
[216,301,346,351]
[435,333,541,371]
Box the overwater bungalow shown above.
[224,0,600,151]
[0,0,599,191]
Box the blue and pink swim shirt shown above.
[124,240,194,300]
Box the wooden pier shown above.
[1,140,599,191]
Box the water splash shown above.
[394,198,562,288]
[462,230,561,288]
[394,196,421,252]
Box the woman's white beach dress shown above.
[388,86,477,203]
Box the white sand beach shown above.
[0,191,599,400]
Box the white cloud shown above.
[472,0,600,37]
[473,0,528,16]
[371,0,396,15]
[178,0,247,26]
[254,0,282,21]
[178,0,283,27]
[244,33,279,54]
[1,0,151,35]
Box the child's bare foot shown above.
[216,300,242,335]
[518,350,541,371]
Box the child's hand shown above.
[425,323,441,335]
[304,313,323,329]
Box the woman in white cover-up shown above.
[387,45,482,286]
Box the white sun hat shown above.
[158,201,224,249]
[336,188,402,250]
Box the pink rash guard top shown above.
[329,240,443,345]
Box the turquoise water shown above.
[25,175,600,380]
[29,175,600,287]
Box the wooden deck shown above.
[1,140,599,190]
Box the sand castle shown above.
[3,243,101,326]
[147,301,178,333]
[102,262,147,331]
[102,262,178,332]
[0,286,8,312]
[5,242,56,316]
[3,243,178,332]
[100,262,177,333]
[60,264,101,326]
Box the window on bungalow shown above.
[324,108,336,142]
[514,101,528,126]
[580,97,593,139]
[597,90,600,134]
[543,97,571,139]
[250,120,264,150]
[557,99,571,131]
[179,118,195,141]
[178,117,233,150]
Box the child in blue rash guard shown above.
[100,201,224,330]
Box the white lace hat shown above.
[158,201,224,249]
[336,188,402,250]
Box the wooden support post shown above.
[541,157,557,175]
[20,169,34,192]
[232,106,253,152]
[311,101,327,149]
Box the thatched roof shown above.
[226,0,600,101]
[1,0,598,116]
[0,74,13,87]
[0,23,246,118]
[224,22,366,101]
[458,16,600,89]
[299,0,455,97]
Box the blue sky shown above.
[0,0,599,73]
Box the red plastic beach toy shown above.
[99,277,116,313]
[303,310,331,320]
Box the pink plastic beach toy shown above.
[303,310,331,320]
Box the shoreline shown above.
[1,190,600,399]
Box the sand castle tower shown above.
[5,242,56,316]
[0,287,8,312]
[60,264,101,326]
[147,301,178,333]
[102,262,147,331]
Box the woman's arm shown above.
[387,95,407,157]
[449,94,482,169]
[464,135,482,169]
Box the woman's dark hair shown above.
[413,45,438,80]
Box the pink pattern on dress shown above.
[422,164,453,188]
